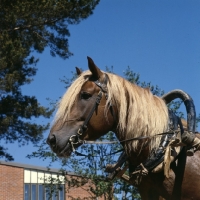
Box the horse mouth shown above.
[56,143,72,158]
[58,149,72,158]
[48,135,82,158]
[48,140,72,158]
[57,140,82,158]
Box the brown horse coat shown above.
[137,150,200,200]
[47,57,199,200]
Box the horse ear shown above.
[75,67,82,76]
[87,56,103,80]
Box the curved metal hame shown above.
[161,89,196,133]
[133,89,196,174]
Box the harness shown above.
[67,74,196,186]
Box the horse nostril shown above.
[47,135,56,146]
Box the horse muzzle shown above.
[46,132,82,157]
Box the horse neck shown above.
[108,78,169,166]
[114,128,151,166]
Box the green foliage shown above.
[61,133,117,199]
[123,66,140,85]
[0,0,100,59]
[0,0,100,160]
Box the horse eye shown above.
[81,92,92,100]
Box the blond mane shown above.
[54,71,169,153]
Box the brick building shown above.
[0,161,106,200]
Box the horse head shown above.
[47,57,117,157]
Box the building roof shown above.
[0,160,76,176]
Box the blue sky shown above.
[3,0,200,167]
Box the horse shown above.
[47,57,200,200]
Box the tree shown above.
[0,0,100,160]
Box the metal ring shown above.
[77,128,83,136]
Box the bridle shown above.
[67,74,177,155]
[69,74,111,152]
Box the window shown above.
[24,183,65,200]
[31,184,37,200]
[45,187,50,200]
[52,190,57,200]
[24,170,65,200]
[38,184,44,200]
[59,185,64,200]
[24,184,30,200]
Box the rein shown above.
[71,128,176,157]
[78,131,175,145]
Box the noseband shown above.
[69,74,110,152]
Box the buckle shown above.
[77,128,83,136]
